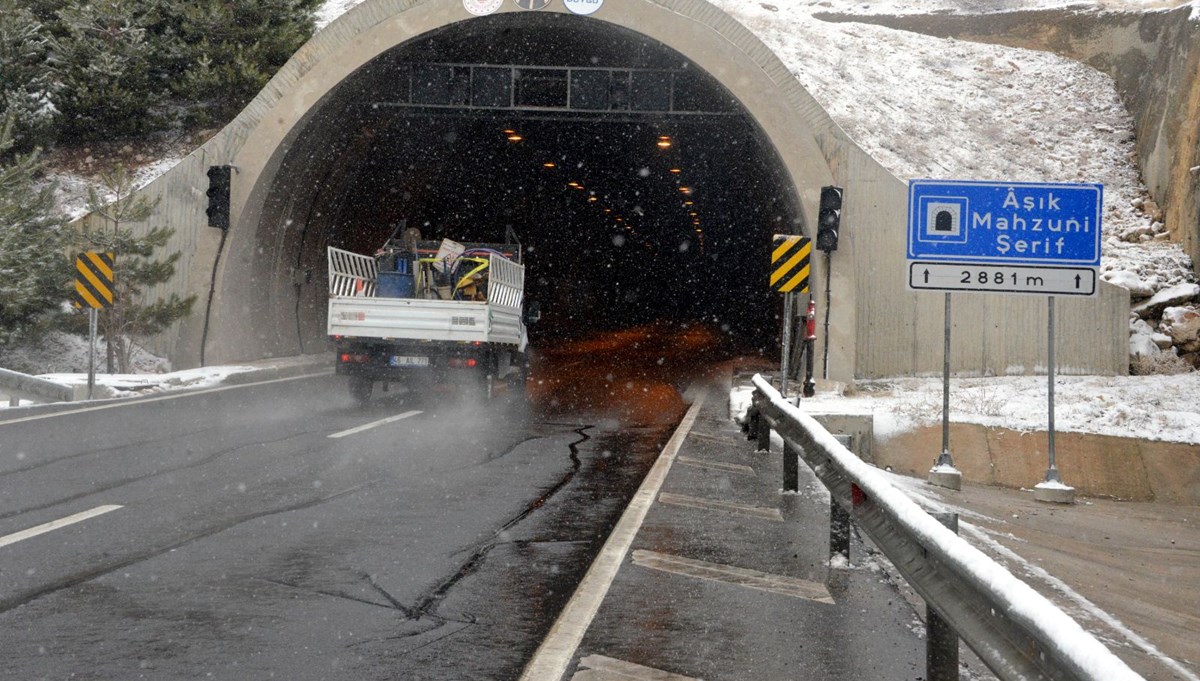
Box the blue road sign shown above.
[907,180,1103,267]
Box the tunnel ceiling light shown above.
[683,200,693,206]
[543,162,557,168]
[656,135,672,149]
[603,208,612,213]
[588,196,598,202]
[670,168,682,174]
[507,134,523,142]
[679,187,692,194]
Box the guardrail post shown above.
[927,512,960,681]
[783,440,799,492]
[756,409,771,453]
[829,498,850,564]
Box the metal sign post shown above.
[928,292,962,490]
[87,308,97,401]
[780,292,793,398]
[1034,297,1075,503]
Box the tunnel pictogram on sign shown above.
[71,252,115,309]
[770,235,811,293]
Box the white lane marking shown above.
[574,654,701,681]
[676,456,755,475]
[518,392,707,681]
[327,410,422,439]
[632,549,834,604]
[0,505,123,549]
[0,372,330,427]
[657,492,783,521]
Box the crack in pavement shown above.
[409,425,592,620]
[361,571,417,618]
[258,577,402,613]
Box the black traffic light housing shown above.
[206,165,232,230]
[816,185,843,252]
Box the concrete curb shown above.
[218,354,333,386]
[0,354,334,422]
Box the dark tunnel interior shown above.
[263,12,803,354]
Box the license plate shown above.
[390,355,430,367]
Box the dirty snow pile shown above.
[709,0,1199,369]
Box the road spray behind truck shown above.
[326,234,536,403]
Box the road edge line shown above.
[517,391,708,681]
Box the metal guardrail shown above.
[0,367,81,406]
[747,374,1144,681]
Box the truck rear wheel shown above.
[349,376,373,404]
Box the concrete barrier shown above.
[0,368,83,405]
[876,424,1200,505]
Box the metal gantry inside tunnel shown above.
[259,12,801,353]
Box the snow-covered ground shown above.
[732,371,1200,444]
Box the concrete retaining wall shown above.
[875,423,1200,505]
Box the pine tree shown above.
[77,165,195,373]
[149,0,320,126]
[0,116,71,351]
[0,1,58,155]
[51,0,163,143]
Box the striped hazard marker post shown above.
[71,252,115,400]
[770,235,811,398]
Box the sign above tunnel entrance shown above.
[906,179,1103,297]
[563,0,604,14]
[463,0,503,15]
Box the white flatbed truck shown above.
[327,238,534,403]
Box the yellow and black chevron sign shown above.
[770,235,811,293]
[72,252,115,310]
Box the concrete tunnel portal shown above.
[136,0,1127,379]
[246,11,804,359]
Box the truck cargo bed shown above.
[327,296,524,347]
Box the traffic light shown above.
[816,185,842,252]
[206,165,232,230]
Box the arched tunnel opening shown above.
[253,12,803,402]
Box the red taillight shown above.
[340,353,368,364]
[466,358,478,368]
[448,357,479,368]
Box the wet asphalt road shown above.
[0,372,678,680]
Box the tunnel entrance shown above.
[259,12,802,357]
